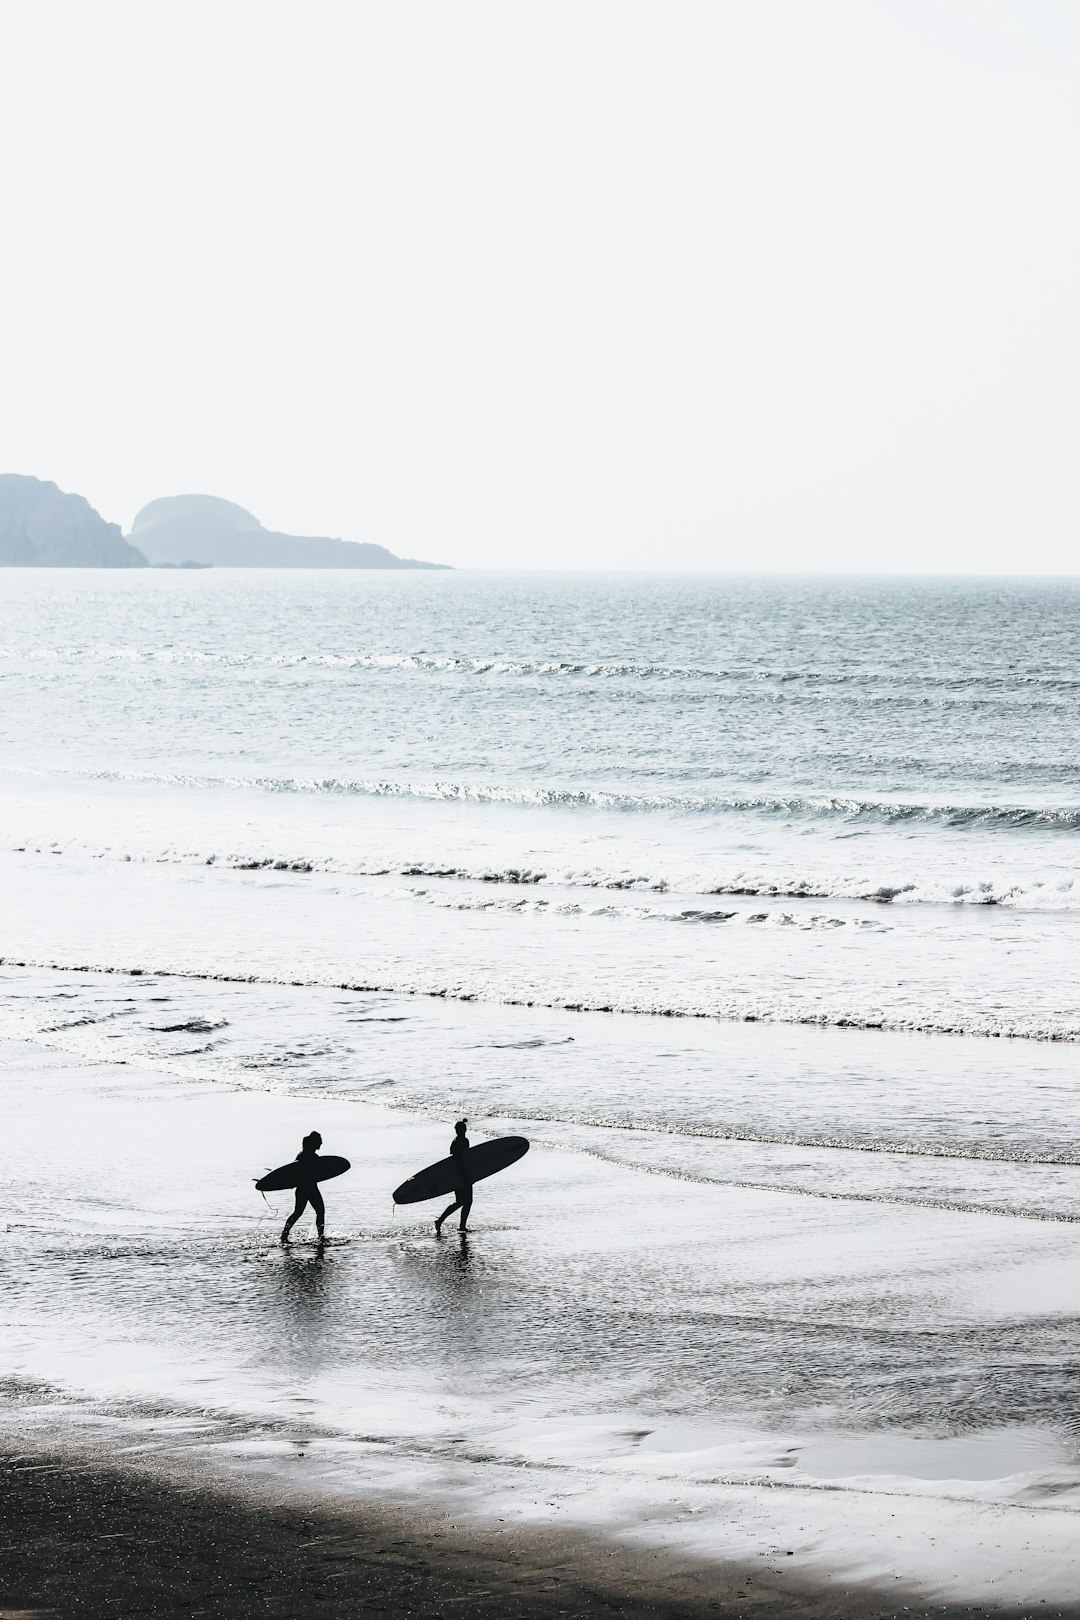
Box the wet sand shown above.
[1,1446,1063,1620]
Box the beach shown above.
[3,569,1080,1613]
[2,1027,1080,1614]
[1,1447,1018,1620]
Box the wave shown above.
[8,643,1080,692]
[150,1017,228,1034]
[551,1141,1080,1224]
[7,954,1080,1045]
[10,762,1080,833]
[0,645,738,677]
[389,890,884,931]
[8,831,1080,910]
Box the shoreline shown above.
[0,1441,1051,1620]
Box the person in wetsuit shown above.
[281,1130,326,1245]
[434,1119,472,1235]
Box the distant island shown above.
[129,494,448,569]
[0,475,146,567]
[0,476,449,569]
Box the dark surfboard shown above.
[393,1136,529,1205]
[255,1154,351,1193]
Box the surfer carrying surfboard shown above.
[281,1130,326,1245]
[434,1119,473,1235]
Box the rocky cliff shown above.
[129,494,448,569]
[0,475,147,567]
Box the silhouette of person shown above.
[435,1119,472,1235]
[281,1130,326,1245]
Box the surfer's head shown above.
[454,1118,467,1136]
[303,1130,322,1153]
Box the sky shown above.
[1,1,1079,572]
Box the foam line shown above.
[4,952,1080,1048]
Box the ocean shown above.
[2,567,1080,1603]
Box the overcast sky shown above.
[2,1,1078,571]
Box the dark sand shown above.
[1,1450,1075,1620]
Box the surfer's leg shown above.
[311,1186,325,1239]
[281,1192,308,1243]
[458,1188,473,1232]
[435,1197,461,1234]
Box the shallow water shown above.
[799,1428,1073,1482]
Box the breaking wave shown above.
[13,763,1080,832]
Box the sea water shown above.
[2,569,1080,1599]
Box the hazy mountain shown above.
[0,475,147,567]
[129,494,448,569]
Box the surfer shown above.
[281,1130,326,1245]
[434,1119,472,1235]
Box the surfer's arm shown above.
[450,1139,473,1189]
